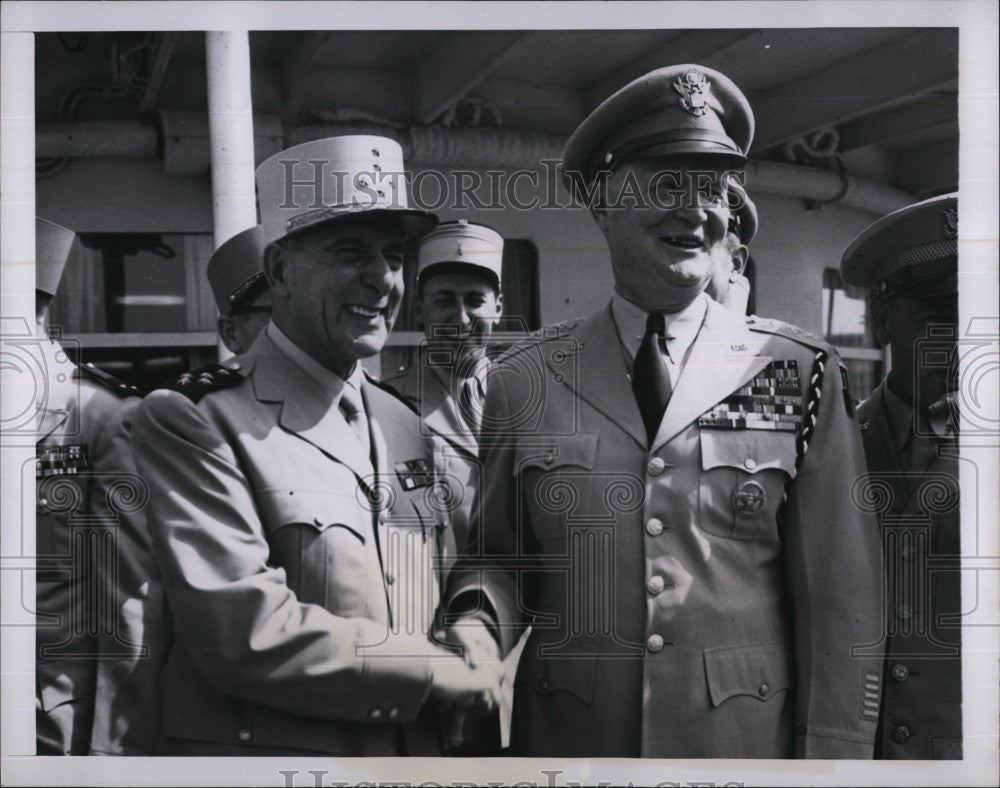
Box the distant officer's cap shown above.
[728,180,758,244]
[418,220,504,288]
[841,193,958,299]
[207,225,268,316]
[562,64,754,197]
[36,217,76,297]
[255,135,437,247]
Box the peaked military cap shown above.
[36,217,76,297]
[562,64,754,197]
[207,225,268,316]
[840,193,958,299]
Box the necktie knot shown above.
[645,311,666,337]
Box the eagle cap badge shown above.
[673,69,712,117]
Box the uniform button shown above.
[897,604,913,621]
[758,683,770,697]
[237,728,252,742]
[385,573,395,585]
[646,634,665,653]
[891,664,910,682]
[744,457,757,471]
[646,518,664,536]
[891,725,910,744]
[647,457,666,476]
[646,576,665,595]
[39,498,48,507]
[370,708,383,721]
[387,707,399,721]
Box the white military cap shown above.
[417,220,504,287]
[36,217,76,297]
[255,135,437,247]
[207,225,267,316]
[841,193,958,299]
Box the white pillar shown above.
[205,30,258,360]
[0,31,38,757]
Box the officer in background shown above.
[34,218,145,755]
[706,179,756,314]
[841,193,961,759]
[444,65,882,758]
[132,136,502,756]
[207,225,272,355]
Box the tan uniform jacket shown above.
[36,350,143,755]
[132,331,449,755]
[446,300,883,758]
[858,380,962,759]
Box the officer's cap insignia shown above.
[732,480,767,519]
[698,360,802,432]
[161,363,244,402]
[394,458,434,491]
[673,69,711,117]
[943,206,958,240]
[37,444,89,478]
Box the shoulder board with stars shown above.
[78,362,144,398]
[160,363,244,402]
[746,315,837,355]
[699,359,804,432]
[364,370,419,416]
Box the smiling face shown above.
[418,268,503,367]
[594,156,735,313]
[265,216,406,378]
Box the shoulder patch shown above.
[78,362,144,399]
[364,371,419,416]
[746,315,836,354]
[159,363,244,402]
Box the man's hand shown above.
[445,616,502,667]
[429,651,503,750]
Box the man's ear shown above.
[871,296,891,346]
[494,291,504,317]
[731,245,749,277]
[263,243,290,295]
[217,316,241,355]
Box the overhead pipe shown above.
[36,118,915,215]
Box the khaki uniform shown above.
[858,380,961,759]
[447,298,883,758]
[35,343,144,755]
[132,329,449,755]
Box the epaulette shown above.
[364,370,419,416]
[746,315,838,355]
[160,363,244,402]
[78,362,144,399]
[492,318,582,365]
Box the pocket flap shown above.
[257,488,368,542]
[704,641,792,707]
[515,433,599,474]
[700,430,797,476]
[516,652,598,704]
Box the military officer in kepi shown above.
[443,64,883,758]
[841,193,962,759]
[207,224,273,355]
[33,217,146,755]
[132,135,503,756]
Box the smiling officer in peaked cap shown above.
[445,64,882,759]
[133,135,505,756]
[842,193,961,760]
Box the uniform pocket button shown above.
[892,725,910,744]
[237,728,252,742]
[744,457,757,471]
[891,664,909,682]
[758,683,770,697]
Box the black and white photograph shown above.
[1,2,997,786]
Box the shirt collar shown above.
[611,291,708,361]
[266,322,363,401]
[882,381,916,454]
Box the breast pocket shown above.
[515,433,600,544]
[257,488,379,616]
[699,430,797,541]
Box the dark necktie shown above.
[339,384,372,459]
[632,312,673,446]
[458,375,484,436]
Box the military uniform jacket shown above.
[858,381,962,759]
[446,299,883,758]
[36,348,143,755]
[132,331,447,756]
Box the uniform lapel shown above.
[651,299,771,452]
[421,366,478,458]
[250,334,374,482]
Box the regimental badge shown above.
[942,206,958,240]
[673,69,711,117]
[732,480,767,518]
[395,458,435,491]
[37,444,89,478]
[697,360,803,431]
